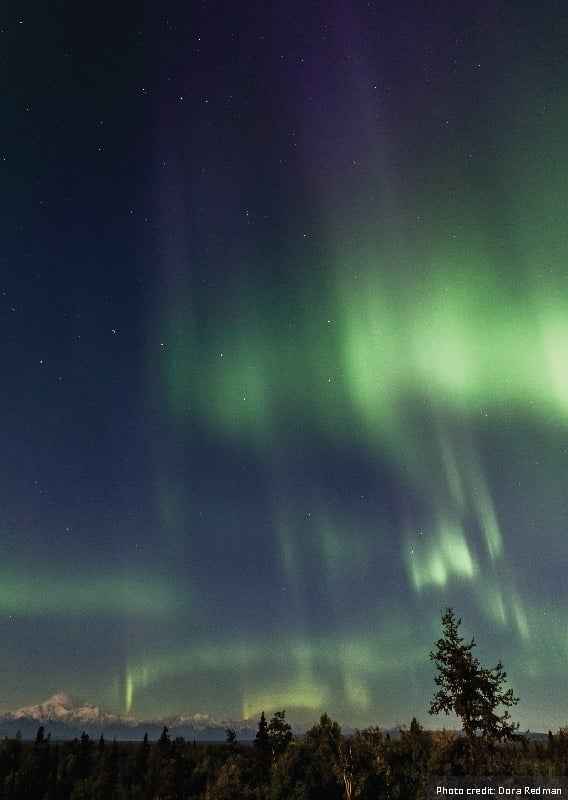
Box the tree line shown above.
[2,716,568,800]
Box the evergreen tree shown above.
[34,726,45,747]
[133,731,150,785]
[430,608,519,747]
[26,725,54,800]
[76,731,93,781]
[158,725,171,751]
[254,711,271,782]
[254,712,269,749]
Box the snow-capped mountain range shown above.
[0,695,433,742]
[11,693,105,725]
[1,694,258,741]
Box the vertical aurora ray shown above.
[125,673,134,715]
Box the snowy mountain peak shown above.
[12,694,103,723]
[3,696,271,741]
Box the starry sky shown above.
[2,0,568,732]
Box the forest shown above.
[1,716,568,800]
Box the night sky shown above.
[2,0,568,732]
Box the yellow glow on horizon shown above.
[243,680,328,720]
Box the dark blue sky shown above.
[2,0,568,731]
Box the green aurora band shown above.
[134,199,568,726]
[128,97,568,729]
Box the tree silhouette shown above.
[253,711,271,782]
[429,607,519,748]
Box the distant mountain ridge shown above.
[2,693,257,741]
[2,694,548,743]
[12,693,105,725]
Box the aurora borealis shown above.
[2,0,568,733]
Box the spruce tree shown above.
[429,607,519,744]
[254,711,271,782]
